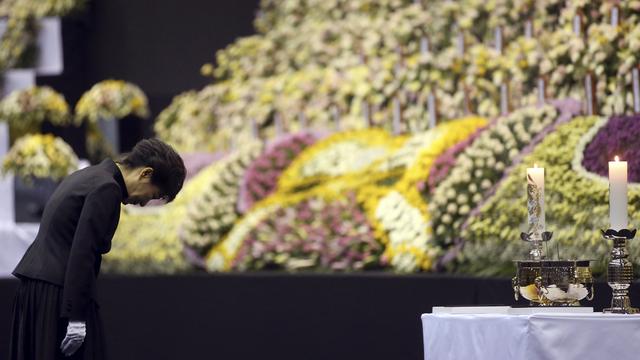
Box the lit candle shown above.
[609,156,628,230]
[527,164,545,236]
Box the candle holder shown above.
[513,259,594,306]
[601,228,638,314]
[520,231,553,260]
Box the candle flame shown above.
[534,163,538,168]
[615,155,620,162]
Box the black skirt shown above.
[9,278,106,360]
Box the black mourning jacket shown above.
[13,159,128,321]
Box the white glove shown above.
[60,321,86,357]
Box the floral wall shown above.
[12,0,636,276]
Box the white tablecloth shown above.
[422,312,640,360]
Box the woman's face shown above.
[123,167,165,207]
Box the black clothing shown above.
[13,158,126,320]
[9,278,106,360]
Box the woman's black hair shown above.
[118,138,186,202]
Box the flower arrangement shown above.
[146,0,640,148]
[205,203,281,272]
[208,146,402,273]
[179,142,263,258]
[606,15,640,116]
[0,0,85,71]
[533,0,564,32]
[559,0,608,30]
[581,115,640,183]
[238,131,321,213]
[373,190,437,272]
[502,36,545,106]
[392,117,487,211]
[582,23,626,116]
[0,14,38,72]
[189,0,510,140]
[538,19,633,116]
[0,86,70,136]
[0,0,17,16]
[154,91,219,153]
[75,80,150,123]
[91,0,640,275]
[427,125,488,193]
[460,116,638,276]
[6,0,85,17]
[231,191,383,272]
[427,105,559,248]
[278,128,404,192]
[373,130,438,173]
[368,117,487,272]
[2,133,78,181]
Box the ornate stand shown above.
[520,231,553,260]
[601,228,639,314]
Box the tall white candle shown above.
[500,83,509,115]
[250,118,259,139]
[611,6,619,27]
[428,93,437,129]
[633,67,640,113]
[527,164,545,235]
[274,113,284,136]
[573,14,582,36]
[298,112,307,129]
[537,78,546,104]
[585,74,594,116]
[392,97,402,135]
[331,105,341,131]
[525,19,533,38]
[609,156,628,230]
[494,26,503,54]
[457,32,465,55]
[420,36,430,55]
[362,100,371,128]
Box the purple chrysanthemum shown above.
[238,131,320,213]
[582,115,640,183]
[232,192,384,271]
[426,125,488,193]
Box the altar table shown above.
[421,312,640,360]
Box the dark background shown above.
[39,0,260,157]
[0,274,633,360]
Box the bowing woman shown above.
[9,138,186,360]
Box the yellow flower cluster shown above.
[0,86,70,136]
[278,128,406,192]
[0,0,82,71]
[153,91,220,153]
[2,133,78,181]
[75,80,149,124]
[365,117,487,272]
[394,117,487,214]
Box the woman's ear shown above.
[140,167,154,180]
